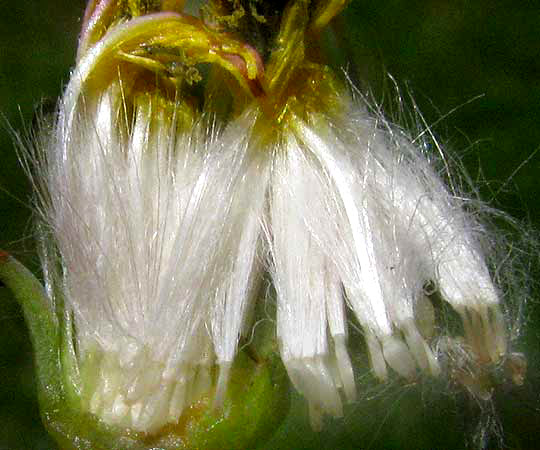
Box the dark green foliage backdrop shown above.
[1,1,539,448]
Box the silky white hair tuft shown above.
[26,67,523,434]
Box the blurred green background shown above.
[1,1,539,448]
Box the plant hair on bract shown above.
[7,0,538,448]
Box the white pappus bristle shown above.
[35,57,511,434]
[258,93,509,425]
[39,70,267,432]
[21,1,526,443]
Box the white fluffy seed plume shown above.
[29,78,514,432]
[26,14,516,434]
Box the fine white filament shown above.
[34,52,507,432]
